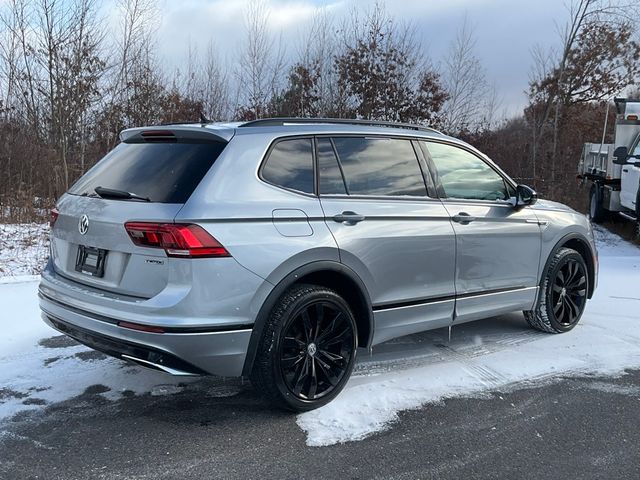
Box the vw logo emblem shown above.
[78,215,89,235]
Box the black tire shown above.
[588,184,606,223]
[250,284,358,412]
[524,247,589,334]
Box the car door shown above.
[317,135,456,345]
[420,140,542,324]
[620,136,640,212]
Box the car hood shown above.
[532,199,577,214]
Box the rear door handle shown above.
[623,168,629,173]
[333,211,365,225]
[452,212,476,224]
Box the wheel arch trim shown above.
[540,232,596,300]
[241,260,374,376]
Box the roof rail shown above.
[238,117,442,135]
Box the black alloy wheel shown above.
[524,247,589,333]
[251,284,358,411]
[549,258,587,326]
[277,300,355,401]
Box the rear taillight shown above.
[50,207,59,228]
[124,222,230,258]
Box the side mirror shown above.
[613,146,629,165]
[515,184,537,207]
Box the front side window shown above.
[331,137,427,197]
[424,142,509,201]
[262,138,314,194]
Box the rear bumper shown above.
[39,291,252,377]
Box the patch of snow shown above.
[297,228,640,446]
[0,223,49,276]
[0,281,197,421]
[592,224,639,257]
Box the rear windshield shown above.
[68,141,226,203]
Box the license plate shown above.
[75,245,107,277]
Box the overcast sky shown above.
[146,0,570,117]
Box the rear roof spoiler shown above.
[120,125,235,143]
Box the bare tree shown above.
[236,0,285,119]
[201,43,232,121]
[441,17,498,135]
[111,0,159,99]
[295,8,338,116]
[36,0,106,190]
[173,41,231,121]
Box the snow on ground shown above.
[297,225,640,446]
[0,223,205,422]
[0,223,639,447]
[0,277,204,422]
[0,223,49,276]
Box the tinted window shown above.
[332,137,427,197]
[425,142,509,201]
[69,141,226,203]
[262,138,314,194]
[317,138,347,195]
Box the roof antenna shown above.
[199,111,210,125]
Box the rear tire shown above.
[524,248,588,334]
[250,284,358,412]
[588,184,606,223]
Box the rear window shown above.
[68,142,226,203]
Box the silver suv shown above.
[39,118,598,411]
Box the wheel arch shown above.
[241,261,374,376]
[542,233,596,299]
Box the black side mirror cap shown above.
[613,146,629,165]
[515,184,537,207]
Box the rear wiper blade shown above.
[94,186,150,202]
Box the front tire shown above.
[588,184,606,223]
[524,248,589,333]
[251,284,358,412]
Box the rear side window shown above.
[69,142,226,203]
[332,137,427,197]
[262,138,314,194]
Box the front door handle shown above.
[333,211,365,225]
[623,168,629,173]
[452,212,476,224]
